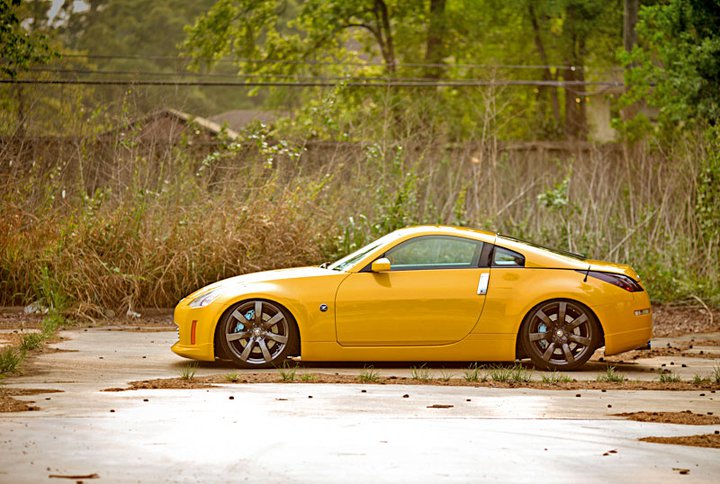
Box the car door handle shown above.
[477,273,490,295]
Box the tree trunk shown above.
[563,5,587,140]
[623,0,639,54]
[528,4,561,130]
[374,0,396,74]
[424,0,447,79]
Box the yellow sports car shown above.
[172,226,652,371]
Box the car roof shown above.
[388,225,497,242]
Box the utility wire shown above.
[27,67,617,85]
[58,53,585,71]
[1,78,623,88]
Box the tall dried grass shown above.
[0,97,718,315]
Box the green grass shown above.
[692,374,708,384]
[19,333,45,352]
[437,371,453,382]
[489,364,533,383]
[463,364,486,382]
[541,371,572,383]
[410,365,432,381]
[278,364,298,382]
[713,365,720,384]
[180,362,198,380]
[224,372,240,382]
[659,372,681,383]
[41,311,65,336]
[359,366,381,383]
[299,373,316,382]
[0,347,23,375]
[596,366,625,383]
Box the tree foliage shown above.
[624,0,720,128]
[0,0,56,79]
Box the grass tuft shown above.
[659,372,681,383]
[410,364,432,381]
[359,366,381,383]
[299,373,316,382]
[278,364,298,382]
[437,370,453,382]
[463,364,486,382]
[224,372,240,383]
[713,365,720,384]
[541,371,572,383]
[489,364,533,383]
[180,362,198,380]
[596,366,625,383]
[19,333,45,352]
[0,347,23,375]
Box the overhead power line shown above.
[26,67,619,86]
[58,53,586,71]
[0,78,623,89]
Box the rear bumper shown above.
[595,292,653,356]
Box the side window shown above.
[493,246,525,267]
[385,236,483,271]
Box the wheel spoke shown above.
[529,332,548,342]
[265,332,288,344]
[262,312,285,330]
[569,334,591,346]
[239,338,255,361]
[567,314,588,330]
[254,301,263,322]
[558,302,567,324]
[561,343,575,363]
[226,331,250,342]
[542,342,556,361]
[536,309,552,325]
[231,310,250,325]
[258,339,272,362]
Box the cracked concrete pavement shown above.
[1,328,719,483]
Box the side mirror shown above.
[371,257,391,272]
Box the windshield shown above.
[327,233,396,271]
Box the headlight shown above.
[188,288,222,308]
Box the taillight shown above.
[579,270,644,292]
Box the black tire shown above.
[520,299,599,371]
[218,299,298,369]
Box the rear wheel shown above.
[218,299,298,369]
[521,300,598,371]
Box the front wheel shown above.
[218,299,298,369]
[521,300,599,371]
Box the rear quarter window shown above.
[493,246,525,267]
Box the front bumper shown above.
[170,301,218,362]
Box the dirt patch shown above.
[103,373,720,392]
[102,326,175,333]
[617,411,720,425]
[601,336,720,362]
[0,388,63,412]
[652,304,719,338]
[104,378,214,391]
[0,307,173,331]
[640,434,720,449]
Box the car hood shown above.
[186,266,337,299]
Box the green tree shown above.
[0,0,55,79]
[625,0,720,127]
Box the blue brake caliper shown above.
[538,322,548,349]
[234,309,254,333]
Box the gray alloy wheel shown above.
[521,300,598,371]
[219,300,296,369]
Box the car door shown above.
[335,235,490,346]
